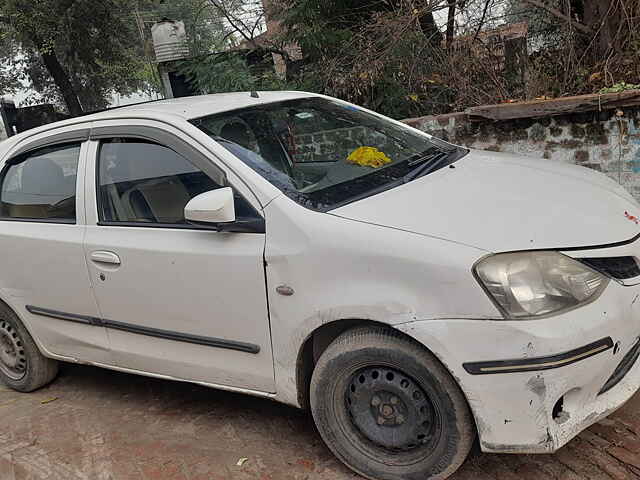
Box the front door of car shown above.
[82,126,275,392]
[0,133,111,364]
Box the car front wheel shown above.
[310,327,475,480]
[0,303,58,392]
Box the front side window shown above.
[0,143,80,221]
[191,98,465,211]
[97,139,255,225]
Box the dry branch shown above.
[522,0,593,34]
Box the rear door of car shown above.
[82,121,275,392]
[0,128,111,363]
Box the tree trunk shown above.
[419,11,443,47]
[383,0,442,47]
[446,1,456,47]
[39,49,84,116]
[29,31,83,116]
[526,0,623,61]
[580,0,619,59]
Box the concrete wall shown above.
[404,108,640,200]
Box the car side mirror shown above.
[184,187,236,225]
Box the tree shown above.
[0,0,155,115]
[149,0,232,56]
[505,0,640,95]
[521,0,635,60]
[0,36,21,96]
[272,0,444,63]
[259,1,460,118]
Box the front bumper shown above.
[395,280,640,453]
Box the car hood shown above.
[330,149,640,252]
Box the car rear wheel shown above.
[310,327,474,480]
[0,303,58,392]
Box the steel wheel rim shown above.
[0,320,27,381]
[345,366,438,452]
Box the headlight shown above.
[474,251,609,319]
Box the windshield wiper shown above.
[406,148,439,165]
[403,151,449,183]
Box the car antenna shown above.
[250,91,260,98]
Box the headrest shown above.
[21,158,67,195]
[220,122,251,150]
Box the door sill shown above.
[49,354,277,398]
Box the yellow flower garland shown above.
[347,146,392,168]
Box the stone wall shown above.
[404,106,640,200]
[293,126,385,163]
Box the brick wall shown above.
[404,107,640,200]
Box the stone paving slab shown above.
[2,364,640,479]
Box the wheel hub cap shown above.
[371,391,406,425]
[346,367,436,451]
[0,320,26,381]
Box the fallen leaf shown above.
[40,397,58,405]
[589,72,603,83]
[296,459,315,471]
[236,457,248,467]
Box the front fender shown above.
[263,196,498,407]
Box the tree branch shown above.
[522,0,593,34]
[473,0,491,41]
[208,0,291,62]
[445,0,456,47]
[209,0,256,44]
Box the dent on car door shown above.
[82,128,275,393]
[0,134,111,364]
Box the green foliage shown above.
[599,82,640,94]
[179,52,289,94]
[277,0,371,62]
[271,1,450,118]
[0,0,153,111]
[0,38,21,95]
[149,0,230,56]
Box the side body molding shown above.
[26,305,261,354]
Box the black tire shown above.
[0,303,58,392]
[310,327,475,480]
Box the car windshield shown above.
[191,97,464,211]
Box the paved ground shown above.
[2,365,640,480]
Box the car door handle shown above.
[90,251,121,266]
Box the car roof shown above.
[0,91,319,155]
[115,91,317,119]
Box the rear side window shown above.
[97,139,257,226]
[0,143,80,222]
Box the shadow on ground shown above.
[1,363,640,479]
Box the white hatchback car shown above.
[1,91,640,480]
